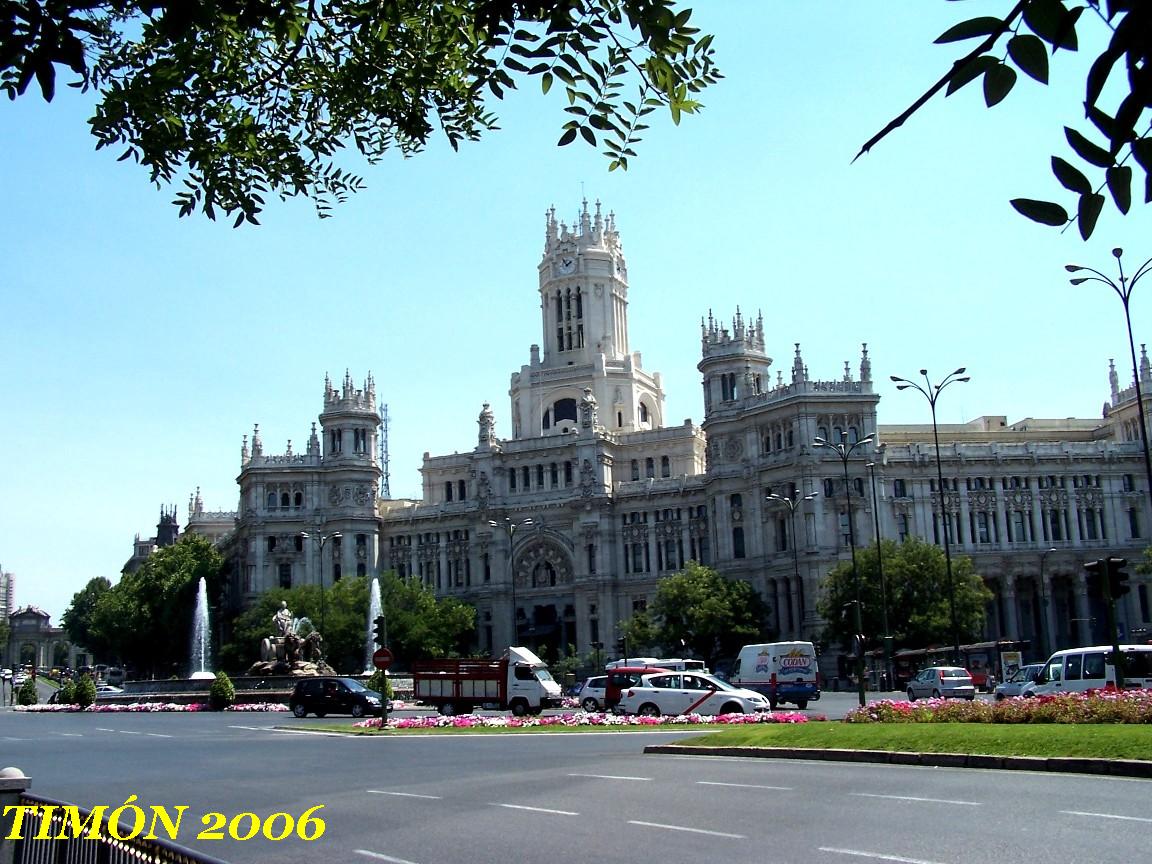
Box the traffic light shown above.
[852,634,866,661]
[1107,557,1130,599]
[615,636,627,657]
[372,615,386,647]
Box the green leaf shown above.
[1106,166,1132,214]
[1065,127,1113,168]
[983,63,1016,107]
[946,55,998,96]
[1077,192,1104,240]
[540,72,553,95]
[1051,156,1091,194]
[1023,0,1078,51]
[557,127,577,147]
[1132,139,1152,173]
[934,16,1004,44]
[1006,34,1049,83]
[1010,198,1069,226]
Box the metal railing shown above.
[7,792,229,864]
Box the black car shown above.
[288,677,384,718]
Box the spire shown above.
[241,434,249,465]
[1110,358,1119,401]
[252,424,263,457]
[792,343,806,384]
[1142,344,1150,384]
[860,343,872,382]
[308,421,320,456]
[843,360,851,382]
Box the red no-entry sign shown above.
[372,647,394,671]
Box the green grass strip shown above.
[676,722,1152,760]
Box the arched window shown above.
[280,492,290,508]
[730,493,743,510]
[732,526,745,559]
[267,492,276,509]
[660,455,670,477]
[293,491,303,507]
[645,457,655,479]
[848,426,859,444]
[639,402,649,423]
[818,425,829,441]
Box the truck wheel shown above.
[795,700,808,710]
[768,698,778,710]
[510,700,528,717]
[292,704,307,718]
[439,703,456,717]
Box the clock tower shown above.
[509,201,666,440]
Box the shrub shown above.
[842,690,1152,724]
[17,678,38,706]
[365,670,393,699]
[57,679,77,705]
[75,675,97,708]
[208,671,235,711]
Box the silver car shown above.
[906,666,976,701]
[577,675,609,712]
[993,663,1044,701]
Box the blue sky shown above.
[2,2,1148,623]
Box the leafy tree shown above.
[57,678,77,705]
[863,2,1151,239]
[0,618,9,666]
[17,676,38,705]
[619,561,769,670]
[2,1,718,224]
[208,670,235,710]
[61,576,112,658]
[817,538,993,653]
[88,534,224,677]
[378,571,476,666]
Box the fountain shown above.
[364,577,382,673]
[189,577,214,680]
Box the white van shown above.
[729,642,820,709]
[1025,645,1152,696]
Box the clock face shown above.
[558,256,576,274]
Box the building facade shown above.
[220,202,1152,671]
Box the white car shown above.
[616,671,770,716]
[993,663,1045,700]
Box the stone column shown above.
[0,767,33,864]
[1075,572,1093,646]
[1042,571,1060,659]
[1002,573,1020,641]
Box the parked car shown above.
[906,666,976,701]
[1023,645,1152,697]
[288,677,384,718]
[95,684,124,695]
[616,671,770,717]
[993,663,1045,700]
[578,675,609,712]
[12,671,28,687]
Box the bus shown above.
[875,640,1031,691]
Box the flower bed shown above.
[17,702,290,713]
[843,690,1152,724]
[352,710,818,730]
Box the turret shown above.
[698,308,771,416]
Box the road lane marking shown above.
[1061,810,1152,823]
[820,847,947,864]
[56,733,84,737]
[628,820,745,839]
[490,803,578,816]
[850,792,981,806]
[118,730,142,735]
[697,781,792,790]
[355,850,422,864]
[368,791,441,800]
[567,773,651,781]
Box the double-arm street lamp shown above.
[1067,248,1152,516]
[866,457,893,691]
[300,531,341,636]
[814,430,874,708]
[488,516,534,645]
[766,488,818,637]
[890,367,970,665]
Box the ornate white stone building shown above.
[217,202,1152,670]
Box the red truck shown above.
[412,646,563,717]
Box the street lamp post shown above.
[890,367,970,665]
[488,516,534,645]
[866,458,892,691]
[814,430,874,708]
[766,488,818,638]
[1067,248,1152,516]
[300,531,342,637]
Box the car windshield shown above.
[340,678,368,692]
[534,668,555,683]
[686,673,734,691]
[1124,650,1152,677]
[941,669,969,678]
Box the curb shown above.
[642,744,1152,779]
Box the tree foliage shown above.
[862,1,1152,239]
[87,534,224,677]
[61,576,112,657]
[1,1,718,224]
[817,538,993,652]
[619,561,769,669]
[218,572,474,674]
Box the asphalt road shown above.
[2,708,1149,864]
